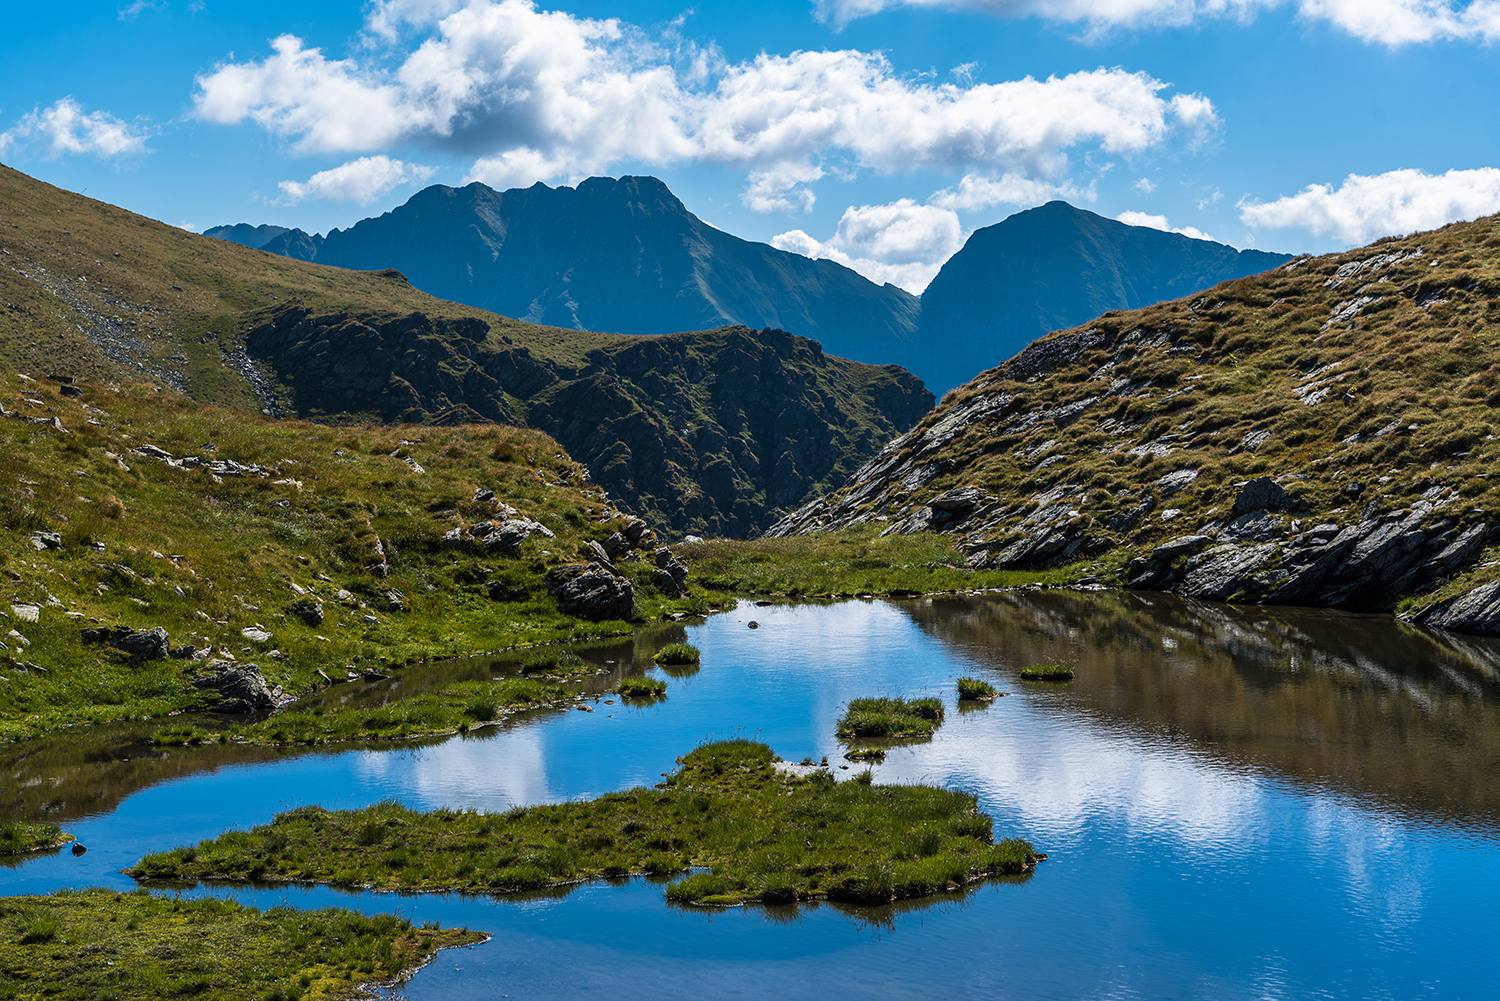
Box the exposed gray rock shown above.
[1233,477,1289,516]
[290,599,324,626]
[80,624,170,661]
[193,661,276,713]
[584,539,615,569]
[482,518,555,552]
[547,563,635,621]
[28,532,63,551]
[1419,580,1500,635]
[1156,469,1199,495]
[621,517,650,545]
[1182,544,1283,601]
[652,547,690,597]
[383,589,406,612]
[241,626,273,643]
[600,532,628,559]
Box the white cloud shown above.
[1238,167,1500,245]
[929,171,1095,210]
[1117,209,1216,241]
[192,0,1215,193]
[1134,177,1156,195]
[814,0,1500,47]
[773,198,965,293]
[118,0,163,20]
[275,155,437,204]
[741,162,825,213]
[0,97,150,160]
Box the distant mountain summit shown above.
[911,202,1292,394]
[229,176,921,369]
[211,185,1290,394]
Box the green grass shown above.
[1020,663,1076,681]
[128,740,1041,906]
[652,642,700,665]
[520,651,590,675]
[679,529,1087,598]
[0,888,483,1001]
[0,374,723,742]
[615,675,668,698]
[0,821,73,856]
[835,696,946,739]
[956,677,998,701]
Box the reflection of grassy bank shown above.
[680,529,1083,597]
[0,821,73,856]
[0,888,483,1000]
[131,740,1040,906]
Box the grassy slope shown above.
[0,371,718,741]
[0,162,615,392]
[799,215,1500,610]
[0,889,483,1001]
[130,739,1040,906]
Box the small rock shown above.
[10,604,40,623]
[748,621,759,629]
[362,614,379,625]
[683,534,704,544]
[383,589,406,612]
[28,532,63,551]
[80,624,169,661]
[473,487,495,504]
[241,627,273,643]
[7,630,29,648]
[71,843,86,856]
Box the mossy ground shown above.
[680,528,1086,597]
[0,822,72,857]
[129,740,1039,906]
[0,888,483,1001]
[0,372,722,742]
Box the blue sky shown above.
[4,0,1499,292]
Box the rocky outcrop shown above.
[1418,581,1500,635]
[193,661,277,714]
[245,303,932,537]
[80,625,170,661]
[546,563,635,621]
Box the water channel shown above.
[4,591,1499,999]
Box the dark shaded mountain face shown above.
[256,176,921,371]
[244,305,932,537]
[203,223,292,249]
[913,201,1292,394]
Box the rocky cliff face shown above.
[253,176,922,374]
[910,201,1291,394]
[245,304,932,537]
[770,213,1500,634]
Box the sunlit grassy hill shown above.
[771,214,1500,629]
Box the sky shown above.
[3,0,1500,294]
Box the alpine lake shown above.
[4,590,1498,1000]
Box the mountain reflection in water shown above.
[900,590,1500,827]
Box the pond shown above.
[4,591,1499,999]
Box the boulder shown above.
[28,531,62,551]
[547,563,635,621]
[584,539,615,568]
[290,599,324,626]
[1419,580,1500,634]
[651,547,691,597]
[241,626,273,643]
[1233,477,1290,516]
[80,625,170,661]
[383,589,406,612]
[193,661,276,713]
[482,518,555,552]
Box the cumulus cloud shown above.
[1134,177,1156,195]
[774,199,965,293]
[0,97,151,160]
[929,171,1096,210]
[275,155,437,204]
[1238,167,1500,245]
[192,0,1215,193]
[1117,209,1215,241]
[815,0,1500,47]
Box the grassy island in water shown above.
[131,739,1040,906]
[0,889,483,1001]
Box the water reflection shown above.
[900,590,1500,827]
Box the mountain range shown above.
[209,179,1291,394]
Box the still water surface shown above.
[5,591,1499,999]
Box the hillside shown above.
[912,202,1291,393]
[0,163,930,536]
[0,368,721,740]
[769,213,1500,634]
[238,176,923,371]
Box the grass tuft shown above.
[836,696,946,739]
[1020,663,1076,682]
[956,677,998,701]
[652,642,701,665]
[616,676,668,699]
